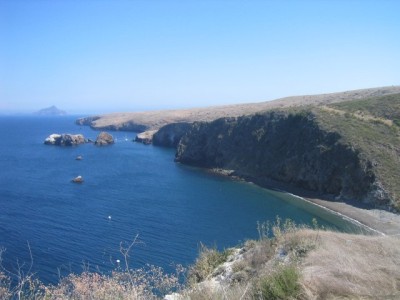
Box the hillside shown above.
[76,86,400,131]
[2,224,400,299]
[175,93,400,210]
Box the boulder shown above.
[95,132,114,145]
[44,134,85,146]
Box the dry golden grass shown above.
[320,106,394,127]
[301,230,400,299]
[2,225,400,299]
[79,86,400,131]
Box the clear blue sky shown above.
[1,0,399,114]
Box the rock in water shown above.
[44,134,85,146]
[72,175,84,183]
[95,132,114,145]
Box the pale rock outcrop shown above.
[135,130,157,145]
[95,132,114,145]
[44,134,85,146]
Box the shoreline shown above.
[208,168,400,236]
[302,196,400,236]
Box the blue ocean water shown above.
[0,116,359,284]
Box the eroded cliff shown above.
[175,106,398,209]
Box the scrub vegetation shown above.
[1,219,400,299]
[314,93,400,210]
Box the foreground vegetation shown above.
[1,219,400,299]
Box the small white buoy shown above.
[108,215,112,220]
[116,259,120,263]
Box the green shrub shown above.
[257,264,301,300]
[187,243,232,285]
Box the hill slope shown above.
[76,86,400,131]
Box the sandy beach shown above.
[208,168,400,236]
[303,197,400,236]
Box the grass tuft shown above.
[256,264,302,300]
[187,243,232,286]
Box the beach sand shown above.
[304,197,400,236]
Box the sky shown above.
[1,0,399,114]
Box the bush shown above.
[257,264,301,300]
[187,243,232,285]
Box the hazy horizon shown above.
[1,0,399,114]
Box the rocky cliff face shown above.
[153,123,192,147]
[175,111,387,206]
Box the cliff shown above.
[175,94,400,210]
[153,123,192,147]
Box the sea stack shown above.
[95,132,114,145]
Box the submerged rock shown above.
[95,132,114,145]
[44,133,85,146]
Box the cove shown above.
[0,116,362,284]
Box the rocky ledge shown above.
[44,134,85,146]
[134,130,158,145]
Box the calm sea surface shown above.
[0,116,360,284]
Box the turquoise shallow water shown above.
[0,116,360,284]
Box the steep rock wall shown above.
[153,123,192,147]
[175,112,383,205]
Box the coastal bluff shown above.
[76,86,400,210]
[175,93,400,210]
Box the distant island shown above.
[34,105,67,116]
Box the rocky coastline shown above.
[75,87,400,217]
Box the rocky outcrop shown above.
[95,132,114,145]
[153,123,192,147]
[76,116,100,126]
[72,175,84,183]
[44,134,85,146]
[175,112,386,206]
[135,130,158,145]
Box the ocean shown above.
[0,116,360,284]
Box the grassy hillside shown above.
[76,86,400,131]
[2,222,399,299]
[313,93,400,210]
